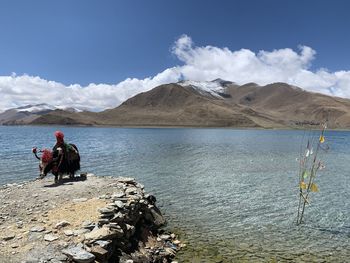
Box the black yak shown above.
[32,144,80,184]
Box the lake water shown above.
[0,126,349,262]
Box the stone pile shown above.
[60,177,182,263]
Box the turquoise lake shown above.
[0,126,349,262]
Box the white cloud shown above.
[1,34,350,111]
[172,35,350,98]
[0,69,181,111]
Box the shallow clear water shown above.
[0,126,349,261]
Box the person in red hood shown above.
[53,131,65,149]
[52,131,67,172]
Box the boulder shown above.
[144,206,166,227]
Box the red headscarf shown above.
[54,131,64,144]
[41,149,53,163]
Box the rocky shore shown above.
[0,174,184,263]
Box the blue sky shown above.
[1,0,349,85]
[1,0,350,111]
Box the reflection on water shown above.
[0,126,349,261]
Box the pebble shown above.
[55,220,70,229]
[73,229,90,236]
[62,246,95,263]
[72,198,88,203]
[85,225,123,242]
[98,195,107,199]
[160,234,171,240]
[55,254,68,261]
[112,191,125,199]
[108,223,122,230]
[125,187,138,195]
[164,247,176,256]
[30,226,46,232]
[98,207,114,214]
[81,221,95,230]
[10,243,19,248]
[64,230,74,236]
[81,220,93,226]
[173,240,181,245]
[136,183,144,189]
[117,177,135,184]
[98,219,110,225]
[94,240,111,248]
[2,234,15,241]
[44,234,59,242]
[114,200,124,209]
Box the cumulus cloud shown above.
[1,34,350,111]
[173,35,350,97]
[0,68,181,111]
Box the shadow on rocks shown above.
[43,174,87,188]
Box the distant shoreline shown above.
[1,123,350,132]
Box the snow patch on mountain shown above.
[16,104,56,113]
[57,106,82,113]
[15,104,81,113]
[177,79,231,98]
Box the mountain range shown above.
[1,80,350,129]
[0,104,81,125]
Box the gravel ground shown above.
[0,174,124,262]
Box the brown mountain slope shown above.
[32,110,100,125]
[96,84,264,127]
[0,110,39,125]
[225,82,350,128]
[28,81,350,129]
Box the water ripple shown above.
[0,126,349,261]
